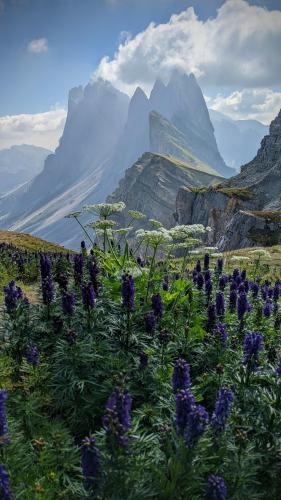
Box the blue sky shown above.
[0,0,225,115]
[0,0,281,150]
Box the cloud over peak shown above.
[27,37,48,54]
[94,0,281,95]
[0,108,66,150]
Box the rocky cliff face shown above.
[176,109,281,250]
[107,152,221,231]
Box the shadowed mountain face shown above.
[0,71,233,247]
[209,109,268,171]
[176,109,281,250]
[0,145,50,195]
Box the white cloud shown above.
[94,0,281,95]
[27,37,48,54]
[0,108,67,150]
[207,88,281,124]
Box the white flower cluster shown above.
[203,246,219,253]
[128,210,146,220]
[113,227,133,235]
[249,249,271,258]
[149,219,164,228]
[87,220,116,230]
[65,210,82,219]
[83,202,126,218]
[136,228,172,247]
[169,224,208,240]
[230,255,250,262]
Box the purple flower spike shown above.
[121,274,135,311]
[80,436,100,489]
[172,359,191,393]
[206,475,227,500]
[211,388,234,434]
[243,331,263,370]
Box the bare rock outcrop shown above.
[176,109,281,250]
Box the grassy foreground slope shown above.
[0,230,69,253]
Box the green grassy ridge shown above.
[190,184,253,200]
[157,153,222,179]
[0,230,70,253]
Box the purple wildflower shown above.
[263,300,272,318]
[197,273,204,290]
[151,293,163,320]
[74,254,84,285]
[162,276,169,291]
[139,352,148,370]
[121,274,135,311]
[0,464,12,500]
[276,356,281,376]
[80,436,100,489]
[196,260,201,273]
[243,331,263,370]
[216,292,225,316]
[82,282,96,310]
[273,283,280,302]
[207,304,217,331]
[42,276,54,305]
[172,359,191,393]
[219,276,227,291]
[261,285,269,301]
[175,389,195,435]
[251,282,259,298]
[217,258,223,273]
[204,270,211,283]
[206,475,227,500]
[211,388,234,434]
[144,311,156,334]
[237,292,250,320]
[205,280,213,300]
[25,344,40,366]
[103,389,132,447]
[3,281,23,314]
[204,253,210,271]
[40,253,51,281]
[184,404,209,447]
[213,323,228,348]
[0,390,9,443]
[232,268,240,280]
[62,291,76,315]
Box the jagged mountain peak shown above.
[128,86,149,116]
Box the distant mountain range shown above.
[209,109,268,171]
[0,145,50,195]
[0,71,268,248]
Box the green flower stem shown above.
[105,230,122,268]
[74,216,95,246]
[145,245,158,302]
